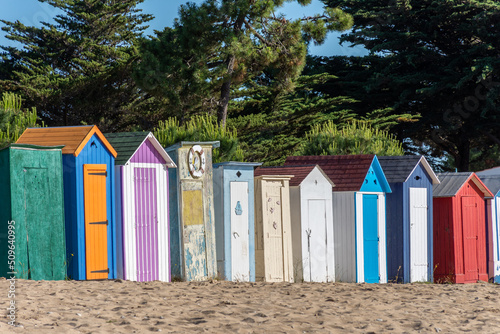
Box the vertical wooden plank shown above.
[281,181,293,283]
[355,192,364,282]
[378,193,387,284]
[495,197,500,283]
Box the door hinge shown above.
[89,220,108,226]
[89,171,107,177]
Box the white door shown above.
[230,182,250,281]
[305,199,328,282]
[265,181,285,281]
[410,187,428,282]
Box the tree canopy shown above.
[321,0,500,171]
[0,0,152,131]
[134,0,353,126]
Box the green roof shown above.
[104,132,149,165]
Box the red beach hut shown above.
[433,172,493,283]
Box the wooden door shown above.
[230,182,250,281]
[181,182,207,281]
[84,164,109,280]
[409,187,428,282]
[305,199,328,282]
[265,181,285,282]
[363,194,379,283]
[462,196,479,282]
[134,167,159,282]
[24,168,52,280]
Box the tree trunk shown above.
[455,134,470,172]
[217,54,235,127]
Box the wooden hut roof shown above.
[434,172,493,198]
[254,165,334,187]
[378,155,440,184]
[104,132,176,167]
[284,155,390,192]
[17,125,117,157]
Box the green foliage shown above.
[321,0,500,171]
[300,120,404,156]
[153,115,243,163]
[0,0,152,131]
[134,0,353,126]
[229,72,358,165]
[0,92,42,147]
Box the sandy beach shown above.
[1,279,499,333]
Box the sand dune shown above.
[1,279,500,333]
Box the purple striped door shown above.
[134,167,159,281]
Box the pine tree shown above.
[322,0,500,171]
[134,0,354,126]
[0,0,152,131]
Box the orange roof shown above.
[16,125,117,157]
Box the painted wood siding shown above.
[332,192,356,282]
[214,163,257,281]
[68,133,116,280]
[433,197,455,282]
[493,198,500,283]
[213,166,225,278]
[117,163,170,282]
[404,163,434,283]
[167,143,217,281]
[434,180,488,283]
[455,181,488,283]
[296,167,335,283]
[290,186,302,281]
[0,150,11,278]
[0,147,66,280]
[386,182,404,282]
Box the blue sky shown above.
[0,0,366,57]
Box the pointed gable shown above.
[104,132,176,167]
[378,155,440,184]
[17,125,117,157]
[284,155,390,192]
[434,172,493,198]
[253,165,334,187]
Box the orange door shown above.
[84,164,109,280]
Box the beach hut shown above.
[105,132,177,282]
[165,141,219,281]
[284,155,391,283]
[253,165,335,282]
[378,156,440,283]
[213,161,262,282]
[253,169,294,282]
[476,167,500,283]
[433,172,493,283]
[17,126,117,280]
[0,144,66,280]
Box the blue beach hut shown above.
[285,155,392,283]
[378,156,440,283]
[213,161,262,281]
[17,126,117,280]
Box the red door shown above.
[462,196,479,282]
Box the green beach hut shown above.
[0,144,67,280]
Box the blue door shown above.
[363,194,379,283]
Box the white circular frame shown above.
[188,145,206,178]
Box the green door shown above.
[24,168,56,280]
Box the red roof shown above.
[284,155,375,191]
[254,165,318,186]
